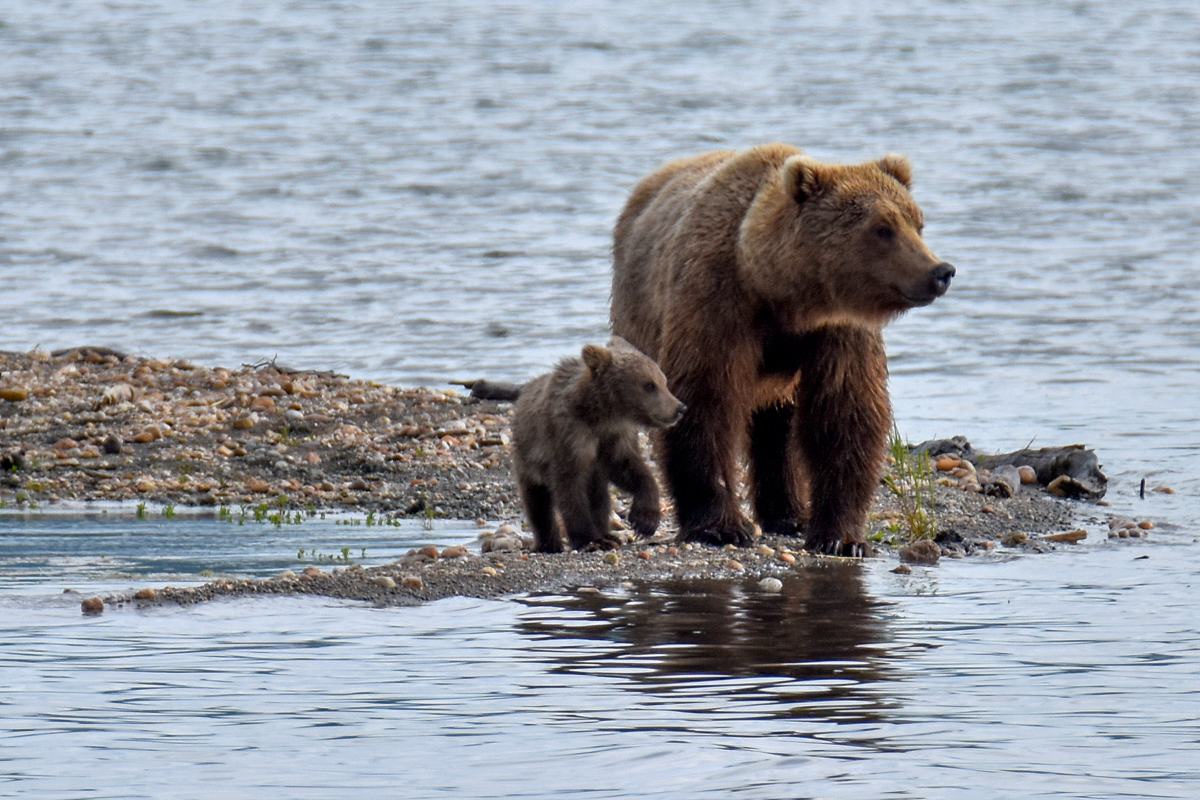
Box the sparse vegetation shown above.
[879,424,938,543]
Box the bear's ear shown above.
[782,155,828,204]
[876,154,912,188]
[607,335,636,354]
[582,344,612,373]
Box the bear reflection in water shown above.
[516,564,894,723]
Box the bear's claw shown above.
[675,520,756,548]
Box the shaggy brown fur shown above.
[512,337,686,553]
[611,144,954,555]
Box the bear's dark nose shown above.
[931,262,955,295]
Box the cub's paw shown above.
[628,503,661,539]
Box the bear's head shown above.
[738,153,954,327]
[582,337,687,429]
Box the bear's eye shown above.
[874,225,895,242]
[643,381,657,394]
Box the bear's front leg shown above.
[659,398,755,547]
[606,437,661,538]
[795,326,891,557]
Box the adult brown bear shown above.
[611,144,954,556]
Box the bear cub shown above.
[512,337,685,553]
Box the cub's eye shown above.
[874,225,895,242]
[643,381,657,393]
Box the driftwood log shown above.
[912,438,1107,500]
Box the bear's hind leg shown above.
[795,327,891,557]
[519,479,563,553]
[749,403,806,538]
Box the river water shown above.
[2,0,1200,797]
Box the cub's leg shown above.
[519,479,563,553]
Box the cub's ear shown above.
[876,154,912,188]
[782,155,829,204]
[582,344,613,373]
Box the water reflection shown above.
[517,564,896,726]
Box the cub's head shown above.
[582,337,686,429]
[739,152,954,325]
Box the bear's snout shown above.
[930,262,955,296]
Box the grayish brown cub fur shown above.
[512,337,686,553]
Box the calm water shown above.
[2,0,1200,796]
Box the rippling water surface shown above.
[3,0,1200,796]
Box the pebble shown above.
[303,566,322,577]
[1043,529,1087,544]
[891,564,912,575]
[757,577,783,592]
[133,588,157,601]
[724,559,744,571]
[1017,465,1038,484]
[935,455,961,471]
[637,550,652,560]
[603,551,620,565]
[0,386,29,402]
[441,545,469,559]
[81,597,104,615]
[417,545,440,560]
[371,576,397,590]
[779,552,796,564]
[401,575,424,591]
[278,570,296,579]
[102,434,122,454]
[1002,531,1029,547]
[755,544,775,557]
[480,566,498,577]
[899,539,940,565]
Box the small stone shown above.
[899,539,940,565]
[1002,531,1028,547]
[134,476,157,493]
[603,551,620,565]
[133,588,157,601]
[79,445,101,459]
[756,544,775,557]
[278,570,296,579]
[249,395,277,412]
[637,550,652,560]
[0,386,29,402]
[935,455,960,471]
[441,545,469,559]
[81,597,104,615]
[1043,529,1087,544]
[232,413,257,430]
[757,577,783,592]
[418,545,440,560]
[1138,520,1154,530]
[1017,465,1037,484]
[480,566,498,577]
[401,575,424,590]
[245,478,270,493]
[132,430,157,444]
[779,552,796,564]
[102,434,122,454]
[578,586,600,595]
[371,576,397,590]
[306,451,321,465]
[891,564,913,575]
[1152,485,1175,495]
[303,566,322,577]
[724,559,744,571]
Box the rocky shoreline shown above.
[0,347,1146,612]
